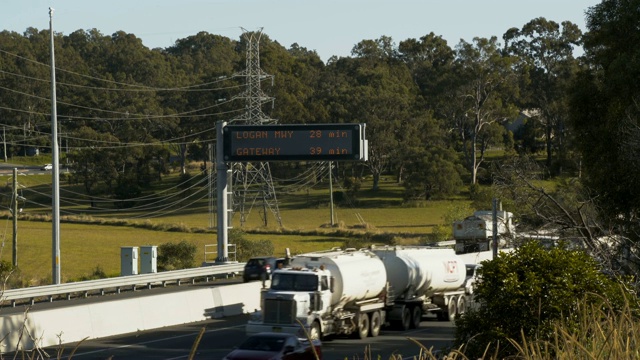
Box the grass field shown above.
[0,167,471,285]
[0,220,352,284]
[0,202,459,284]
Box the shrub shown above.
[454,241,633,359]
[342,176,362,200]
[177,172,195,195]
[343,237,366,249]
[78,266,108,281]
[113,176,142,209]
[510,290,640,359]
[229,228,276,261]
[432,203,473,242]
[157,240,197,271]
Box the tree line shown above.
[1,1,639,274]
[0,17,580,194]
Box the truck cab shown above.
[247,248,388,340]
[248,267,333,339]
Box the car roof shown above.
[250,332,293,339]
[249,256,276,260]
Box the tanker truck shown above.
[245,246,475,340]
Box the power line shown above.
[0,49,239,92]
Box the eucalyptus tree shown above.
[449,37,519,185]
[319,36,416,190]
[569,0,640,264]
[503,17,582,174]
[401,114,465,200]
[398,32,455,110]
[163,32,241,173]
[396,34,468,195]
[258,39,325,125]
[0,29,51,155]
[67,30,173,188]
[66,126,121,207]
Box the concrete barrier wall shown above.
[0,282,264,352]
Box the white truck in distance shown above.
[246,246,478,340]
[453,210,515,254]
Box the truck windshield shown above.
[271,273,318,291]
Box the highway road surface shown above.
[20,313,456,360]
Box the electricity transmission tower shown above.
[230,28,282,227]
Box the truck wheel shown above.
[357,314,370,339]
[309,321,322,341]
[410,306,422,329]
[400,306,411,331]
[447,298,457,322]
[456,296,466,316]
[369,311,381,337]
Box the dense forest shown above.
[1,1,639,272]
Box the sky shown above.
[3,0,599,62]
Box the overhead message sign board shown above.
[222,123,367,162]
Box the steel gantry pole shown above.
[216,121,230,262]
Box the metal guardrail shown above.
[1,262,245,307]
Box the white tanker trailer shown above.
[246,246,476,340]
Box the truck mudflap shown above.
[246,321,307,337]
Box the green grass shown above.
[0,198,452,285]
[0,160,470,285]
[0,219,351,285]
[4,155,53,167]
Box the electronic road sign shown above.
[222,123,367,162]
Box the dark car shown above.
[243,256,278,282]
[222,332,322,360]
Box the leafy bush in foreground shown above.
[454,241,633,359]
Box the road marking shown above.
[56,323,246,359]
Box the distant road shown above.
[0,162,70,176]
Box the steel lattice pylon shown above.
[230,28,282,227]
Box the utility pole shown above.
[3,126,7,162]
[50,7,61,284]
[492,198,499,259]
[208,142,215,229]
[329,162,335,226]
[12,168,17,267]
